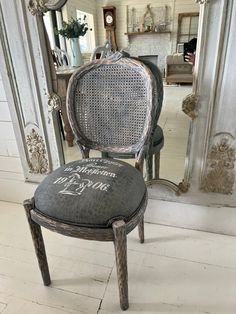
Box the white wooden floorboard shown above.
[1,201,236,313]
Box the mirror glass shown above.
[43,0,200,185]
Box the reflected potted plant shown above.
[55,16,91,67]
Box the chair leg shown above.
[138,215,144,243]
[154,152,160,180]
[23,199,51,286]
[112,220,129,311]
[145,149,153,181]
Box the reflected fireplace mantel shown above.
[124,31,171,36]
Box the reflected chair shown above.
[90,50,164,180]
[52,47,70,69]
[102,58,164,181]
[90,39,112,61]
[23,52,158,311]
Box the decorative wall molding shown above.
[195,0,209,4]
[182,93,198,119]
[26,129,49,174]
[28,0,67,14]
[28,0,48,16]
[178,180,190,193]
[48,92,61,112]
[201,134,235,194]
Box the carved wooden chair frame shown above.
[24,53,156,310]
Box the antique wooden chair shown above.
[23,52,157,310]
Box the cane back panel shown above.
[67,55,157,154]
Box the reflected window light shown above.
[43,11,56,49]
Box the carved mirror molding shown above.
[0,1,64,180]
[28,0,67,15]
[195,0,209,4]
[188,0,236,202]
[28,0,48,15]
[201,134,235,194]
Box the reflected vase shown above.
[69,37,84,67]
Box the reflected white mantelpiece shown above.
[0,0,236,213]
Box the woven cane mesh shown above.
[72,64,150,149]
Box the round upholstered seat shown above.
[34,158,146,228]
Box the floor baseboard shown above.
[146,198,236,236]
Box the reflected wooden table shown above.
[56,68,77,147]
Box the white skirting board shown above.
[0,177,37,204]
[146,198,236,236]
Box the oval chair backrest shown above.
[67,53,158,154]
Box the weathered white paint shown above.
[0,0,64,182]
[0,71,21,165]
[0,69,36,203]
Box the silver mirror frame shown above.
[45,0,67,11]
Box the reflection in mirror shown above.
[43,1,200,186]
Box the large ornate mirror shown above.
[1,0,235,232]
[32,0,201,195]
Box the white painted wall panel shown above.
[0,121,16,141]
[0,156,22,173]
[0,102,11,121]
[0,79,7,101]
[5,141,19,157]
[0,69,21,178]
[0,140,19,157]
[0,142,7,155]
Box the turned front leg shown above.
[24,199,51,286]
